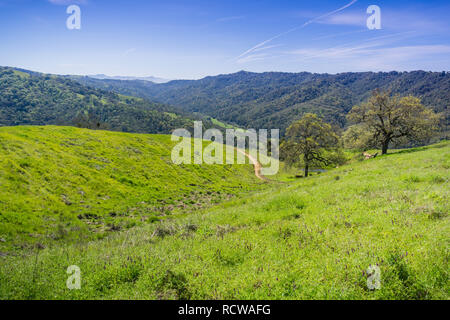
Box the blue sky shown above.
[0,0,449,79]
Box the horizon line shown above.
[2,65,449,83]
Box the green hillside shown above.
[0,139,448,300]
[0,126,263,251]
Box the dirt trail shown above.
[236,149,266,181]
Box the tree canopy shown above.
[345,90,441,154]
[281,113,341,177]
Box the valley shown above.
[1,0,449,305]
[0,67,448,301]
[71,70,450,135]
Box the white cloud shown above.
[123,48,137,57]
[288,32,418,58]
[349,45,450,71]
[217,16,245,22]
[236,53,269,64]
[287,43,450,72]
[291,44,450,59]
[48,0,87,5]
[317,13,366,27]
[252,44,283,53]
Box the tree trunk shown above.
[381,139,390,155]
[304,164,309,177]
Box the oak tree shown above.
[346,90,440,154]
[281,113,340,177]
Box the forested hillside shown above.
[72,71,449,133]
[2,67,447,136]
[0,67,211,134]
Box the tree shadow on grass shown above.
[383,141,448,157]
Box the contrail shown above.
[237,0,359,60]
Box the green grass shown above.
[210,118,234,129]
[0,126,264,252]
[12,69,30,79]
[0,133,448,299]
[209,118,244,131]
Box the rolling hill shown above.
[0,126,264,251]
[0,139,448,299]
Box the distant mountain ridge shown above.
[88,74,170,84]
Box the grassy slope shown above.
[0,126,263,251]
[0,140,448,300]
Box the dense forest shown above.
[72,70,449,134]
[0,67,212,134]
